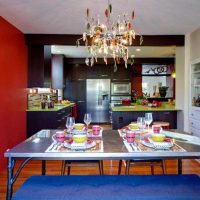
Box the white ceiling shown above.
[0,0,200,35]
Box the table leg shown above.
[42,160,46,175]
[7,157,15,200]
[6,157,32,200]
[178,159,182,174]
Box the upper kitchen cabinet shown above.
[65,64,87,81]
[28,45,51,88]
[44,46,52,88]
[111,65,131,81]
[87,64,111,79]
[52,54,64,89]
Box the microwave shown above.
[111,82,131,95]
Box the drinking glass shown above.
[66,117,75,135]
[137,117,146,131]
[137,117,146,140]
[84,113,92,132]
[145,113,153,131]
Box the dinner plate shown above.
[71,129,87,134]
[63,140,96,150]
[141,136,173,149]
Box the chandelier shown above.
[76,1,143,72]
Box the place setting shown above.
[46,114,104,152]
[121,113,186,152]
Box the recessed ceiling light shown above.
[131,54,135,58]
[136,48,141,52]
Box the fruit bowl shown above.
[151,133,166,142]
[73,135,87,143]
[74,123,85,130]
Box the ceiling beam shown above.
[25,34,184,46]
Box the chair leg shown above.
[162,160,166,174]
[125,160,130,175]
[67,161,71,175]
[61,161,66,175]
[99,161,104,175]
[151,164,154,175]
[118,160,122,175]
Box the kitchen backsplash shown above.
[28,93,57,108]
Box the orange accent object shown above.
[72,104,78,119]
[132,10,135,20]
[86,8,89,17]
[128,22,132,30]
[105,9,109,18]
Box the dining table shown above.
[4,129,200,200]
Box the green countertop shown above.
[111,103,181,112]
[27,103,75,112]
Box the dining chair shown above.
[118,159,166,175]
[61,160,103,175]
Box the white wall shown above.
[184,34,190,132]
[176,47,185,131]
[190,27,200,61]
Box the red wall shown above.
[0,17,27,171]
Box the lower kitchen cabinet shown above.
[112,111,177,130]
[189,107,200,137]
[27,106,72,137]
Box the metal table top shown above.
[4,130,200,160]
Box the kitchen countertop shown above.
[27,103,75,112]
[111,103,181,112]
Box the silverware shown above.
[129,144,135,151]
[48,142,57,151]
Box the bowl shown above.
[128,123,138,130]
[73,135,87,143]
[151,133,166,142]
[74,123,85,130]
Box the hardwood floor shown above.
[0,159,200,200]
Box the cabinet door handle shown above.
[77,101,85,103]
[101,75,108,77]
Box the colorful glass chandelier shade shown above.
[76,1,143,72]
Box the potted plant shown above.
[159,86,168,98]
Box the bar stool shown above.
[61,160,103,175]
[118,159,166,175]
[153,121,170,130]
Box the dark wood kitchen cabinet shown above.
[52,54,64,89]
[112,111,177,130]
[64,79,86,123]
[28,45,51,88]
[27,106,73,137]
[66,64,87,81]
[87,64,111,79]
[111,65,131,81]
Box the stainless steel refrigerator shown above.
[86,79,110,123]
